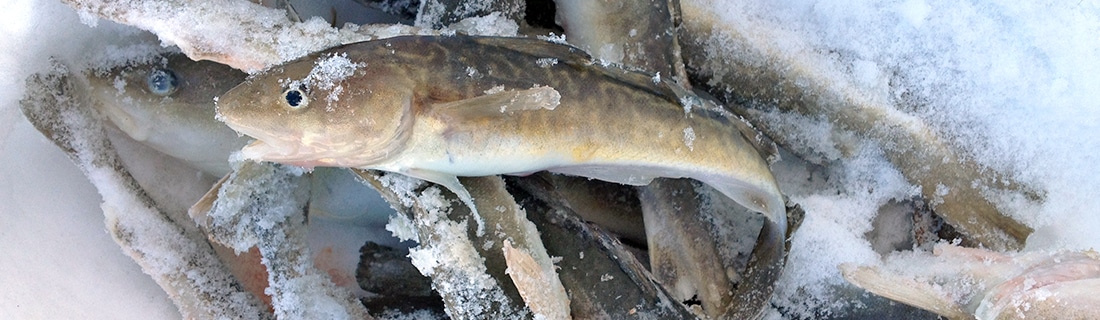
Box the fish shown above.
[20,60,271,319]
[83,53,250,177]
[215,35,787,237]
[841,244,1100,319]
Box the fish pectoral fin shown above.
[432,86,561,121]
[189,172,231,228]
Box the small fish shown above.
[216,35,786,234]
[84,53,249,177]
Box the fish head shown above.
[83,53,250,176]
[216,52,415,168]
[85,54,248,138]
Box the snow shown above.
[680,0,1100,317]
[288,52,365,105]
[0,1,183,318]
[3,0,1099,318]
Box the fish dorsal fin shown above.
[431,86,561,121]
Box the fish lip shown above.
[220,118,299,159]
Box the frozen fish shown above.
[216,35,786,239]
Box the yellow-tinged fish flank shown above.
[216,35,785,229]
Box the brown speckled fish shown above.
[215,35,786,232]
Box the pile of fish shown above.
[18,0,1099,319]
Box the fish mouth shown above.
[240,139,300,161]
[232,126,339,167]
[221,119,307,162]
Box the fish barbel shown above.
[216,35,785,230]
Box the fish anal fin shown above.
[432,86,561,121]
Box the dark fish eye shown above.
[282,85,309,109]
[146,68,179,96]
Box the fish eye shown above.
[146,68,179,96]
[282,85,309,109]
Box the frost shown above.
[17,64,270,319]
[535,58,558,68]
[9,0,1100,317]
[447,12,519,37]
[682,127,696,151]
[284,53,365,105]
[483,85,505,95]
[401,185,530,319]
[537,33,568,44]
[386,211,419,242]
[202,160,369,319]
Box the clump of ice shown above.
[448,12,519,37]
[535,58,558,68]
[682,127,696,151]
[537,33,568,44]
[278,52,365,108]
[701,0,1100,249]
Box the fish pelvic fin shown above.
[403,168,486,236]
[431,86,561,122]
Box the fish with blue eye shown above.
[83,54,251,177]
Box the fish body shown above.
[217,35,784,229]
